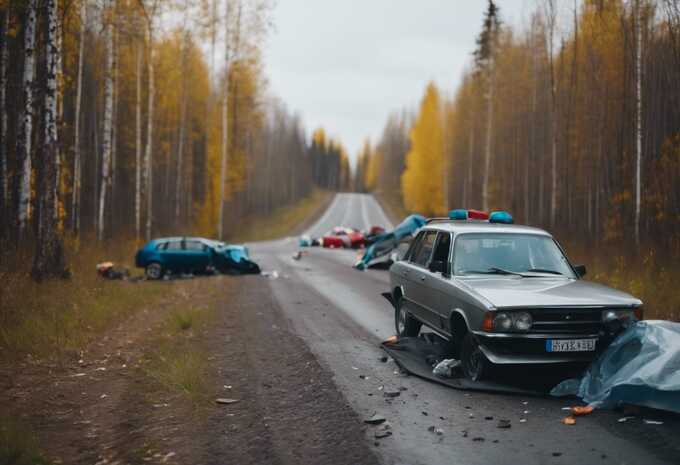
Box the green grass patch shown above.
[0,237,164,361]
[0,417,50,465]
[228,190,332,242]
[145,295,218,403]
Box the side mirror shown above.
[574,264,587,278]
[429,260,445,274]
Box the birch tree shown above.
[634,0,643,246]
[15,0,37,238]
[32,0,66,280]
[72,0,87,234]
[98,0,114,241]
[135,38,142,239]
[543,0,558,228]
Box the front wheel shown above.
[461,334,492,381]
[145,262,163,280]
[394,296,421,337]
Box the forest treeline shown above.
[0,0,350,279]
[355,0,680,256]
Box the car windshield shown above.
[453,233,576,278]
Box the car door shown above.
[162,240,184,272]
[420,231,454,334]
[406,230,438,327]
[184,240,211,271]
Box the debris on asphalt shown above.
[359,374,369,380]
[473,437,485,442]
[519,419,527,423]
[552,452,563,457]
[497,419,511,429]
[562,416,576,425]
[383,390,400,398]
[292,251,305,261]
[432,358,461,378]
[364,413,386,425]
[571,405,594,416]
[421,411,428,416]
[484,416,494,421]
[618,416,635,423]
[374,423,392,439]
[378,355,388,363]
[461,430,469,438]
[216,398,239,405]
[383,335,398,345]
[261,270,279,279]
[643,419,664,425]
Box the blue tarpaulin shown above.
[551,320,680,413]
[354,214,427,270]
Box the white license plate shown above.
[546,338,596,352]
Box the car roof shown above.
[422,220,552,236]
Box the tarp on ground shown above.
[382,334,570,397]
[355,214,427,270]
[551,320,680,413]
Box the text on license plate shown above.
[546,338,596,352]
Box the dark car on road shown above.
[388,210,643,381]
[135,237,260,279]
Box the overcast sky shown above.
[263,0,534,164]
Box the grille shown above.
[528,308,603,334]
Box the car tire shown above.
[394,296,421,337]
[461,334,491,382]
[145,262,163,280]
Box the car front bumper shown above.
[471,330,615,365]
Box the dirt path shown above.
[1,275,378,465]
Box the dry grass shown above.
[0,236,162,361]
[0,417,50,465]
[227,190,333,242]
[565,243,680,321]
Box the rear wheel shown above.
[461,334,491,381]
[145,262,163,280]
[394,296,421,337]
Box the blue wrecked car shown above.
[354,214,427,270]
[135,237,260,279]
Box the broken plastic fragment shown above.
[562,416,576,425]
[643,419,664,425]
[364,413,386,425]
[571,405,594,416]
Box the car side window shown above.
[406,232,425,262]
[185,240,205,251]
[432,232,452,272]
[413,231,437,267]
[165,241,182,251]
[156,242,167,251]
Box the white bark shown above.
[98,2,114,241]
[634,0,643,245]
[16,0,37,237]
[111,27,119,217]
[482,60,494,212]
[545,0,558,228]
[72,1,86,233]
[0,9,8,212]
[218,69,229,240]
[145,26,155,241]
[175,30,189,223]
[135,42,142,239]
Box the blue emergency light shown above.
[448,209,468,220]
[489,211,514,224]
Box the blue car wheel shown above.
[145,262,163,280]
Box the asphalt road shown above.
[250,193,678,465]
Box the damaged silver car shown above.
[387,209,643,381]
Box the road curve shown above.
[249,193,677,465]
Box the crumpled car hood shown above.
[458,277,641,308]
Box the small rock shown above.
[427,426,435,432]
[421,411,428,416]
[374,441,380,447]
[364,413,386,425]
[497,419,511,429]
[485,416,493,421]
[359,375,368,380]
[552,452,562,457]
[383,390,400,398]
[492,439,499,443]
[379,356,388,363]
[473,437,485,442]
[216,398,239,405]
[398,386,408,391]
[461,430,469,438]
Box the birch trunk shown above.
[32,0,66,280]
[111,27,119,224]
[218,71,229,240]
[72,1,86,233]
[545,0,558,228]
[145,26,155,241]
[175,31,189,223]
[135,42,142,239]
[634,0,643,246]
[15,0,37,238]
[0,8,8,216]
[98,3,114,241]
[482,61,494,212]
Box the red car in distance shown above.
[321,227,366,249]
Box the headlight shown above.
[493,313,513,331]
[512,312,533,332]
[602,309,638,322]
